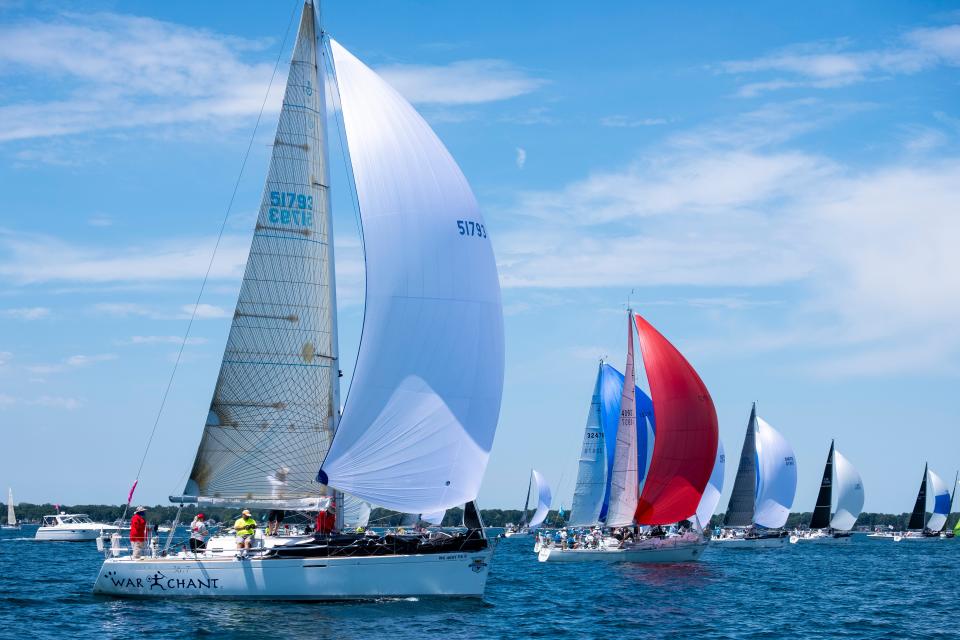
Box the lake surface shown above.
[1,525,956,639]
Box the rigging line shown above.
[126,0,302,511]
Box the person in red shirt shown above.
[130,506,148,559]
[315,499,336,536]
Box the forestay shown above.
[604,313,639,528]
[529,470,552,529]
[318,40,504,514]
[830,449,864,531]
[696,441,725,527]
[183,4,337,509]
[754,417,797,529]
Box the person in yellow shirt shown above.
[234,509,257,551]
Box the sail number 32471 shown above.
[456,220,487,238]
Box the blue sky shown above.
[1,1,958,514]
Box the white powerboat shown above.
[95,0,504,600]
[36,513,119,541]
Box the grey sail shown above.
[183,3,338,508]
[724,403,758,527]
[809,440,834,530]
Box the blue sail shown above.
[598,363,655,521]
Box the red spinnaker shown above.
[634,314,718,525]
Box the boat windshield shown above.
[60,515,94,524]
[43,516,58,526]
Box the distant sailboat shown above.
[695,441,725,529]
[715,403,797,547]
[791,441,864,543]
[870,464,951,542]
[95,0,504,599]
[505,469,551,537]
[539,310,718,563]
[2,488,19,530]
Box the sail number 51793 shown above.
[456,220,487,238]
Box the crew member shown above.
[234,509,257,551]
[130,506,148,559]
[315,499,336,535]
[190,513,208,553]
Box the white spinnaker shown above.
[830,449,864,531]
[926,469,950,532]
[529,470,552,529]
[569,365,607,526]
[605,314,639,528]
[754,417,797,529]
[320,40,504,514]
[184,4,337,508]
[340,494,371,529]
[696,440,725,527]
[7,488,15,525]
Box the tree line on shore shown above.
[5,502,958,531]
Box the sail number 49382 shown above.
[456,220,487,238]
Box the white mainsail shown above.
[753,417,797,529]
[529,470,552,530]
[830,449,864,531]
[604,312,639,528]
[695,440,725,527]
[6,488,15,526]
[926,469,951,532]
[569,364,607,526]
[317,40,504,514]
[182,4,337,509]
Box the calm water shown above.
[1,525,957,639]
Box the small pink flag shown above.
[127,480,138,504]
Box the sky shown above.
[0,1,959,515]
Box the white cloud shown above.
[182,303,229,319]
[515,147,527,169]
[0,351,11,366]
[377,59,546,105]
[1,306,50,320]
[123,335,207,346]
[600,115,668,127]
[0,12,277,141]
[87,214,113,227]
[0,394,16,408]
[34,395,83,410]
[92,302,153,317]
[719,24,960,96]
[0,231,249,284]
[28,353,116,374]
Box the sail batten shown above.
[183,3,337,507]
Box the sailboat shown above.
[505,470,551,537]
[869,464,951,542]
[790,441,864,543]
[1,488,19,530]
[714,404,797,547]
[695,441,725,530]
[538,310,718,563]
[94,0,504,599]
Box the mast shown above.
[604,309,639,528]
[724,403,758,527]
[809,440,834,530]
[908,463,928,530]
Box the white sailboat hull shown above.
[503,530,530,538]
[93,548,493,600]
[538,537,706,563]
[868,532,942,542]
[790,531,853,544]
[711,534,788,548]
